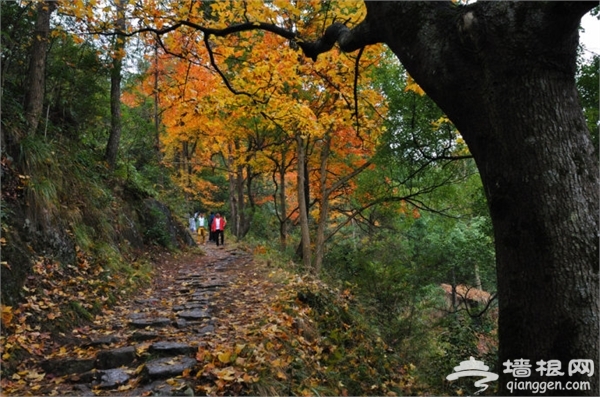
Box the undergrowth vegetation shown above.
[0,7,191,368]
[0,129,187,369]
[190,248,409,396]
[248,234,499,396]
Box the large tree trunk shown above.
[24,0,56,137]
[355,2,598,394]
[105,0,126,168]
[485,74,598,394]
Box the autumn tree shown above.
[126,1,386,271]
[107,1,598,393]
[305,3,598,394]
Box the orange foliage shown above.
[120,0,387,223]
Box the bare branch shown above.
[202,34,260,102]
[353,47,364,140]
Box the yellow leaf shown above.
[26,371,45,381]
[1,305,13,325]
[134,364,145,375]
[242,373,258,383]
[218,351,231,363]
[215,367,236,381]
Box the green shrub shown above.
[143,206,172,248]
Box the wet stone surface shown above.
[143,356,198,379]
[96,368,130,389]
[149,341,197,356]
[176,309,211,320]
[129,317,172,328]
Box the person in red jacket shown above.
[211,213,226,246]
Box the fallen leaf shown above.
[1,305,13,325]
[218,351,231,363]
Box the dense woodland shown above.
[1,1,598,396]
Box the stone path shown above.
[42,244,255,396]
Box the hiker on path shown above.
[208,212,215,242]
[196,212,207,244]
[211,213,226,246]
[188,214,197,233]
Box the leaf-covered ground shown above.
[1,243,410,396]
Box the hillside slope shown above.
[1,244,409,396]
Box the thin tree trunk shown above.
[296,133,312,271]
[24,0,56,137]
[241,164,255,237]
[236,162,245,239]
[314,134,332,274]
[474,263,483,291]
[227,142,238,237]
[153,43,163,187]
[279,153,288,249]
[105,0,126,168]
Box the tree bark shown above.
[296,133,312,271]
[227,142,238,236]
[348,2,598,394]
[242,164,256,238]
[314,134,332,275]
[278,153,288,249]
[269,146,294,249]
[153,42,164,187]
[236,161,245,238]
[105,0,126,168]
[24,0,56,137]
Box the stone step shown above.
[143,356,197,380]
[129,317,172,328]
[149,341,197,356]
[176,309,211,320]
[96,346,137,370]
